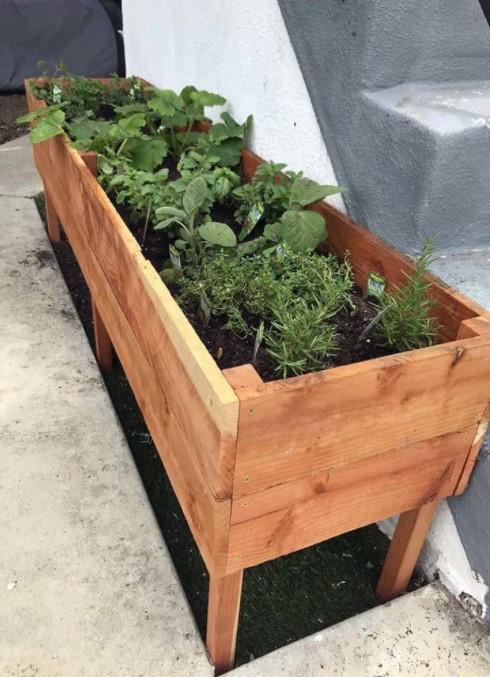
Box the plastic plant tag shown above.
[238,201,264,242]
[367,272,386,298]
[252,321,265,364]
[52,84,62,103]
[169,244,182,272]
[198,292,211,327]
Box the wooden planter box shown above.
[26,80,490,674]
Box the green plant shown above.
[375,240,438,352]
[176,249,354,375]
[233,162,296,225]
[265,298,338,378]
[155,177,237,276]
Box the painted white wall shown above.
[121,0,345,210]
[380,502,489,620]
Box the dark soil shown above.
[0,93,28,144]
[35,193,425,667]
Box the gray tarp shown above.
[0,0,121,91]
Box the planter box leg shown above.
[92,298,113,372]
[207,570,243,675]
[43,184,60,243]
[377,500,438,602]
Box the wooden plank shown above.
[230,428,475,526]
[207,570,243,675]
[223,364,263,390]
[34,131,231,575]
[43,183,60,243]
[91,298,113,372]
[232,339,490,496]
[225,443,468,573]
[377,501,439,602]
[241,148,489,341]
[77,166,238,498]
[457,316,490,339]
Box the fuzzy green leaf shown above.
[155,206,186,219]
[199,222,237,247]
[280,210,327,252]
[183,176,208,215]
[264,222,281,243]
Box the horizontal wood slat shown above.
[231,339,490,496]
[226,433,469,573]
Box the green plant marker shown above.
[367,272,386,298]
[169,244,182,272]
[238,201,264,241]
[198,292,211,327]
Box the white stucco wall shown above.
[121,0,345,210]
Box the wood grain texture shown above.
[226,438,468,573]
[30,126,232,575]
[43,184,60,243]
[377,501,439,602]
[91,298,113,372]
[232,340,490,496]
[207,571,243,674]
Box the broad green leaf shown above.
[30,109,66,143]
[290,176,347,207]
[148,89,184,116]
[155,207,186,220]
[237,236,266,255]
[154,217,176,230]
[114,102,147,116]
[129,138,169,171]
[183,176,208,215]
[208,137,244,167]
[280,210,327,252]
[180,85,198,105]
[191,90,226,108]
[68,118,108,140]
[264,222,281,243]
[119,113,146,133]
[199,222,237,247]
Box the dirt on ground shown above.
[0,93,28,144]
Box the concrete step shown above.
[233,583,490,676]
[363,81,490,252]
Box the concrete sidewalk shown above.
[0,137,212,676]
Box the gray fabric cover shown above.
[0,0,118,91]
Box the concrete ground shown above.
[1,135,489,676]
[0,136,212,676]
[238,583,490,676]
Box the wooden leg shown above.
[92,298,113,372]
[377,500,438,602]
[43,185,60,243]
[207,570,243,675]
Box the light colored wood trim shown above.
[377,500,439,602]
[222,364,263,390]
[457,316,490,339]
[231,338,490,496]
[225,440,467,573]
[91,297,113,372]
[207,570,243,675]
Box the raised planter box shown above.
[26,80,490,674]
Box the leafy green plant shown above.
[375,240,438,352]
[155,177,237,275]
[176,249,354,375]
[266,298,338,378]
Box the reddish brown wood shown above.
[43,182,60,243]
[91,298,113,372]
[377,500,439,602]
[207,570,243,675]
